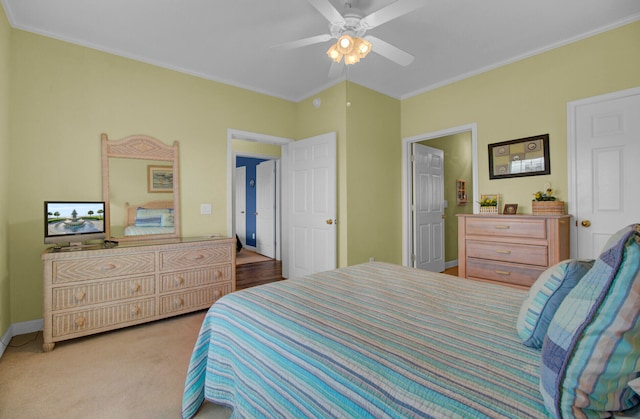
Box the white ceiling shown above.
[3,0,640,102]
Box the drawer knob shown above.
[495,249,511,254]
[214,270,222,279]
[131,283,141,293]
[191,254,205,261]
[75,291,86,302]
[495,270,511,276]
[214,290,221,299]
[75,316,85,327]
[131,305,141,316]
[100,263,117,271]
[175,276,185,286]
[175,297,184,308]
[494,225,510,229]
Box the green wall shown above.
[402,22,640,213]
[0,5,10,341]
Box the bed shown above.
[123,200,174,236]
[182,262,546,418]
[182,224,640,419]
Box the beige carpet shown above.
[236,249,271,265]
[0,311,231,419]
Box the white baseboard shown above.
[445,259,458,269]
[0,318,43,359]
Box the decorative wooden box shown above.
[532,200,565,215]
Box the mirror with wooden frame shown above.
[101,133,180,242]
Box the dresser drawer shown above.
[52,253,155,283]
[52,298,156,337]
[467,259,545,287]
[465,217,547,239]
[52,275,155,310]
[159,264,232,292]
[466,240,548,266]
[159,245,232,271]
[159,283,231,315]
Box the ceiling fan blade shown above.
[361,0,426,29]
[307,0,346,25]
[365,35,414,66]
[272,34,332,50]
[328,60,344,79]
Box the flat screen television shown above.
[44,201,106,247]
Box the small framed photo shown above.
[147,165,174,193]
[503,203,518,215]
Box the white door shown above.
[571,88,640,259]
[412,143,445,272]
[234,166,246,245]
[256,160,276,258]
[288,132,337,279]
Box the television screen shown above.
[44,201,106,246]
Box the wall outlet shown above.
[200,203,212,215]
[369,257,375,262]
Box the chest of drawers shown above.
[457,214,570,288]
[42,237,235,351]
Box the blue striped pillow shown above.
[135,208,171,227]
[516,259,594,348]
[540,224,640,417]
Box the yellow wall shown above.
[8,30,296,324]
[402,22,640,213]
[1,17,639,336]
[0,5,10,339]
[345,83,401,265]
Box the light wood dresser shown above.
[41,237,235,351]
[457,214,570,288]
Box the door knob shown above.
[581,220,591,227]
[326,219,333,225]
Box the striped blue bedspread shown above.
[182,262,549,418]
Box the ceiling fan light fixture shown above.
[326,44,342,63]
[353,37,371,58]
[336,34,354,54]
[344,52,360,65]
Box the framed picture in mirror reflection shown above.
[147,165,173,193]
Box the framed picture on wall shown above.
[488,134,550,179]
[147,165,174,193]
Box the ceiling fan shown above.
[275,0,426,77]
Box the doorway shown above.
[227,129,291,275]
[402,123,478,269]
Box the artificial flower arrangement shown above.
[479,196,498,206]
[533,187,556,201]
[478,194,500,213]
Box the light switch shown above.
[200,203,212,215]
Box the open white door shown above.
[412,143,445,272]
[570,87,640,258]
[256,160,276,258]
[234,166,246,245]
[288,132,337,279]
